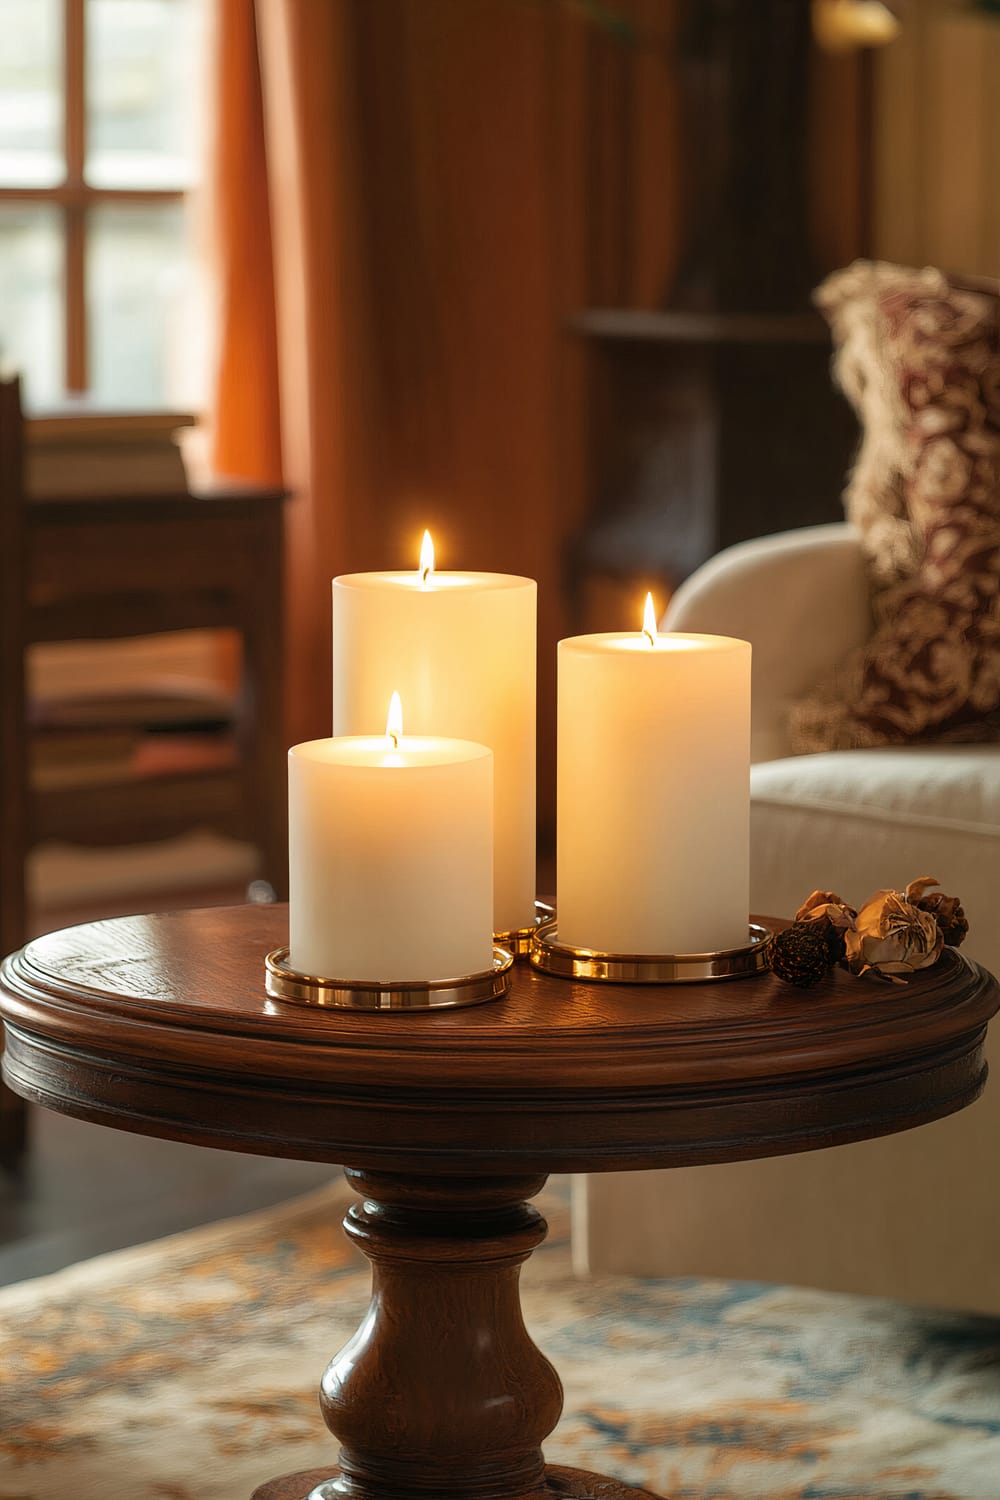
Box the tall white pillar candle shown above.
[289,703,494,982]
[333,539,536,935]
[557,617,751,955]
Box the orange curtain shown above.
[208,0,282,488]
[207,0,686,818]
[206,0,863,820]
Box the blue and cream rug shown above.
[1,1178,998,1499]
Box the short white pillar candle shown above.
[557,605,751,956]
[332,534,536,936]
[288,696,494,983]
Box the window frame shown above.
[0,0,185,395]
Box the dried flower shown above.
[844,888,944,983]
[904,876,969,948]
[771,926,832,989]
[795,891,852,917]
[793,889,858,962]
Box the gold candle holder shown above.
[494,900,556,960]
[529,921,773,984]
[265,946,514,1012]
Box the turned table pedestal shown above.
[2,904,997,1500]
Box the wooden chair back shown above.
[0,372,291,1166]
[0,375,29,1160]
[0,375,28,958]
[1,378,289,952]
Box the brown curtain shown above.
[207,0,863,821]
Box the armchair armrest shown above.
[664,523,872,762]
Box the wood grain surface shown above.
[2,904,996,1175]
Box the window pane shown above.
[0,0,63,186]
[88,202,192,407]
[0,203,64,404]
[86,0,206,189]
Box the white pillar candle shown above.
[333,536,536,935]
[289,696,494,982]
[557,601,751,955]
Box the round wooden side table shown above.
[2,904,997,1500]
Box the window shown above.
[0,0,207,409]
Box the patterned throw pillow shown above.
[790,260,1000,752]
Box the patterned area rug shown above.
[1,1177,999,1500]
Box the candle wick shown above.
[420,565,431,587]
[388,729,399,750]
[643,627,655,648]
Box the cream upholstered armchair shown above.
[576,522,1000,1313]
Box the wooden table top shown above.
[2,904,997,1176]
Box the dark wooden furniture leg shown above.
[0,1079,29,1168]
[239,496,288,900]
[252,1171,658,1500]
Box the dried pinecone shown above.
[771,926,832,989]
[793,889,857,963]
[904,876,969,948]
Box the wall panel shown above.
[874,1,1000,277]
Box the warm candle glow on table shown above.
[557,601,751,957]
[333,535,536,936]
[288,694,494,983]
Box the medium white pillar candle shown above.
[333,536,536,935]
[557,607,751,955]
[288,698,494,982]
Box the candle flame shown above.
[419,529,434,587]
[386,691,403,750]
[642,591,658,647]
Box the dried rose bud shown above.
[795,890,856,920]
[903,876,969,948]
[793,891,857,963]
[844,888,944,984]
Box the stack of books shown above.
[25,406,195,497]
[30,682,237,790]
